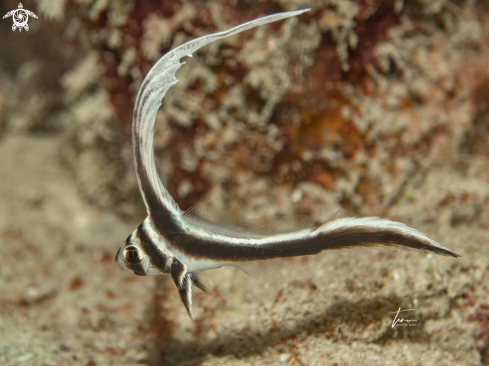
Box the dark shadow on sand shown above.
[151,280,442,366]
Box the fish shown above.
[115,9,460,321]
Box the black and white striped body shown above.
[114,10,460,321]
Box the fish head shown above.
[115,223,170,276]
[115,229,152,276]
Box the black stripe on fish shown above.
[150,212,459,262]
[137,223,169,273]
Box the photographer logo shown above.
[389,307,418,328]
[3,3,38,32]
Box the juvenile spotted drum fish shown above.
[115,9,460,320]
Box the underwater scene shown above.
[0,1,488,365]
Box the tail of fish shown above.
[256,215,459,260]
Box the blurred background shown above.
[1,0,488,365]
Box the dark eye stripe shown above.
[137,224,168,273]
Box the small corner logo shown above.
[389,307,418,328]
[3,3,38,32]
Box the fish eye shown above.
[125,246,140,263]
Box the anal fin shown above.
[237,260,279,284]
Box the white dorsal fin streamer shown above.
[132,9,310,216]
